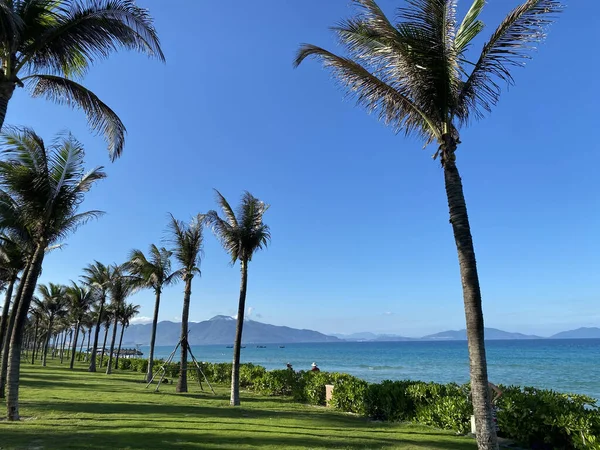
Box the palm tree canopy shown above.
[107,264,137,306]
[205,190,270,264]
[119,302,139,328]
[166,214,204,278]
[0,231,28,280]
[126,244,181,292]
[0,127,106,246]
[66,281,95,321]
[81,260,111,296]
[36,282,68,320]
[0,0,165,159]
[294,0,561,153]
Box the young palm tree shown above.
[294,1,560,447]
[0,127,105,420]
[205,190,270,406]
[127,245,180,382]
[66,282,94,370]
[166,214,204,393]
[105,265,135,374]
[81,261,111,372]
[114,302,139,369]
[0,0,164,159]
[34,283,68,367]
[98,306,113,368]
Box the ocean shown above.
[142,339,600,400]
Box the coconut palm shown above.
[33,283,68,367]
[66,282,94,370]
[205,190,270,406]
[0,127,105,420]
[294,0,560,447]
[166,214,204,393]
[81,261,111,372]
[0,0,164,159]
[98,306,113,368]
[114,302,139,369]
[127,245,180,382]
[105,265,135,374]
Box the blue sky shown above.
[6,0,599,337]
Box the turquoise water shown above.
[143,339,600,400]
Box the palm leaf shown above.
[455,0,485,54]
[24,74,126,160]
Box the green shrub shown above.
[256,369,302,397]
[240,363,266,388]
[330,373,369,415]
[364,380,418,421]
[301,371,333,406]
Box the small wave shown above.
[358,364,403,371]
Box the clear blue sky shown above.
[6,1,599,337]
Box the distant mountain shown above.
[550,327,600,339]
[333,332,414,342]
[122,316,341,346]
[421,328,541,341]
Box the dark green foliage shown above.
[106,358,600,448]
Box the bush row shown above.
[116,358,600,449]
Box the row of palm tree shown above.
[0,0,164,421]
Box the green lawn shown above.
[0,360,476,449]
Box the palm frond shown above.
[295,44,439,140]
[213,189,238,228]
[166,214,204,274]
[0,2,23,54]
[204,209,239,264]
[455,0,485,53]
[24,74,126,160]
[457,0,562,122]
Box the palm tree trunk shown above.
[30,317,39,365]
[6,243,45,420]
[69,322,81,370]
[0,82,16,132]
[115,323,125,370]
[78,329,85,361]
[105,314,119,375]
[42,319,54,367]
[99,325,109,368]
[88,295,105,372]
[0,277,16,354]
[85,327,91,362]
[176,278,193,393]
[53,333,60,359]
[59,329,68,364]
[146,289,161,383]
[230,259,248,406]
[444,158,497,450]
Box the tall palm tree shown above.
[127,245,180,382]
[0,128,105,420]
[66,282,94,370]
[105,264,135,375]
[114,302,139,369]
[34,283,68,367]
[0,0,164,159]
[98,306,113,368]
[294,1,560,447]
[205,190,270,406]
[0,232,27,354]
[81,261,111,372]
[166,214,203,393]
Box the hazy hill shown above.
[122,315,341,346]
[421,328,541,341]
[550,327,600,339]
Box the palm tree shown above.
[166,214,204,393]
[205,190,270,406]
[105,265,135,375]
[294,0,560,447]
[66,282,94,370]
[81,261,111,372]
[0,128,105,420]
[98,306,113,368]
[34,283,68,367]
[127,245,180,382]
[0,0,164,159]
[114,302,139,369]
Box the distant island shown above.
[123,316,600,346]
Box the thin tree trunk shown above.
[146,289,161,382]
[444,158,497,449]
[42,319,54,367]
[105,313,119,375]
[52,333,59,359]
[115,323,125,370]
[30,317,39,365]
[78,329,85,361]
[69,322,81,370]
[59,329,68,364]
[85,327,91,362]
[0,82,16,132]
[176,278,193,393]
[88,295,105,372]
[99,324,109,368]
[6,243,45,420]
[0,277,16,355]
[230,259,248,406]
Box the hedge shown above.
[114,357,600,449]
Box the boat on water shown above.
[279,346,285,348]
[226,345,233,348]
[256,345,266,348]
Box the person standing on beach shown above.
[311,362,320,372]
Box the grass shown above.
[0,358,476,449]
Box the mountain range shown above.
[122,316,600,346]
